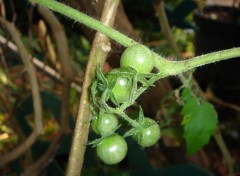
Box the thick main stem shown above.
[65,1,120,176]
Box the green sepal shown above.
[87,136,106,148]
[138,106,145,124]
[96,65,108,91]
[109,91,119,106]
[123,128,137,138]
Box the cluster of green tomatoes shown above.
[89,45,161,165]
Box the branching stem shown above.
[31,0,240,79]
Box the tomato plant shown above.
[106,70,132,104]
[134,118,161,147]
[91,113,118,136]
[120,44,154,73]
[96,134,128,165]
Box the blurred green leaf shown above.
[181,88,218,155]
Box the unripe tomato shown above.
[106,69,132,104]
[120,45,154,73]
[97,134,128,165]
[134,118,161,147]
[91,113,118,136]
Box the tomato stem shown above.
[31,0,137,47]
[153,47,240,78]
[32,0,240,80]
[110,109,138,127]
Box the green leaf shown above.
[181,88,218,155]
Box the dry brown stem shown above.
[0,17,43,166]
[21,5,73,175]
[66,0,120,175]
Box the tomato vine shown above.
[30,0,240,172]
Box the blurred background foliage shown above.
[0,0,240,175]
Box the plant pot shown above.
[193,5,240,103]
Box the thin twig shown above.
[0,17,43,134]
[9,0,17,22]
[0,47,11,81]
[0,0,6,18]
[0,92,26,145]
[0,89,34,167]
[214,128,235,176]
[153,0,191,88]
[20,132,64,176]
[66,0,120,175]
[0,130,38,166]
[0,35,82,92]
[21,6,73,175]
[153,0,182,58]
[153,2,235,175]
[206,87,240,113]
[37,5,73,131]
[0,89,34,164]
[0,17,43,166]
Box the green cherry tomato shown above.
[97,134,128,165]
[134,118,161,147]
[106,70,132,104]
[120,44,154,73]
[91,113,119,136]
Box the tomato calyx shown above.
[90,66,136,112]
[88,45,163,164]
[123,107,161,147]
[105,68,134,105]
[90,65,160,116]
[88,131,115,148]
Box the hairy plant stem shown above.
[31,0,240,79]
[31,0,137,47]
[153,47,240,78]
[154,0,192,88]
[116,111,138,127]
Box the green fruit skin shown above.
[135,118,161,147]
[120,44,154,73]
[91,119,99,134]
[97,134,128,165]
[92,113,118,136]
[106,73,131,104]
